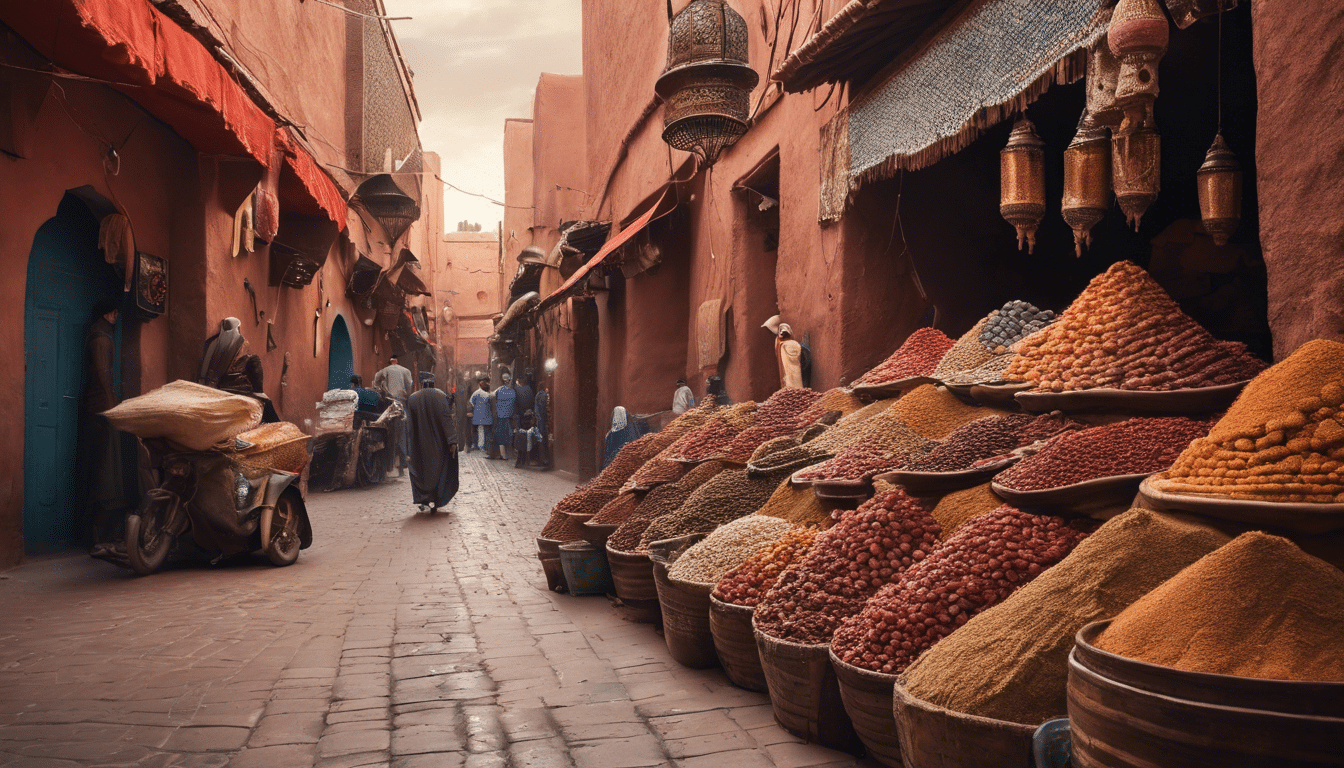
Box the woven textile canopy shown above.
[847,0,1112,184]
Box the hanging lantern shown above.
[654,0,759,166]
[1000,119,1047,253]
[1109,0,1168,133]
[1062,116,1112,257]
[357,174,421,245]
[1111,105,1161,230]
[1086,38,1123,129]
[1197,133,1242,246]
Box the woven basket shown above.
[709,596,767,692]
[754,627,863,754]
[831,650,902,767]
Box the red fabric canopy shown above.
[2,0,346,228]
[534,188,672,314]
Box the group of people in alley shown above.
[352,361,552,515]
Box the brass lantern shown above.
[1062,116,1112,257]
[655,0,759,166]
[1109,0,1169,129]
[357,174,421,245]
[1197,133,1242,246]
[1112,105,1160,230]
[1000,119,1047,253]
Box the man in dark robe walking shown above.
[407,378,459,513]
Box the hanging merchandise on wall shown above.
[999,119,1047,253]
[697,299,727,371]
[133,251,168,319]
[232,190,256,257]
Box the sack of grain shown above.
[103,380,263,451]
[316,389,358,435]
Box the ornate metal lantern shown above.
[1062,116,1112,256]
[1166,0,1238,29]
[655,0,759,166]
[1000,119,1047,253]
[357,174,420,244]
[1111,105,1161,230]
[1109,0,1168,129]
[1197,133,1242,246]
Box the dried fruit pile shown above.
[980,300,1056,355]
[591,434,662,491]
[667,516,794,585]
[1161,339,1344,502]
[854,328,956,386]
[995,417,1211,491]
[831,506,1090,674]
[1004,261,1265,392]
[638,469,787,549]
[903,509,1228,725]
[665,401,759,462]
[748,399,899,473]
[753,488,942,645]
[714,526,819,608]
[607,462,726,553]
[540,487,620,541]
[625,399,723,487]
[726,388,825,462]
[590,492,640,525]
[905,413,1077,473]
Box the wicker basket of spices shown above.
[830,650,902,767]
[708,596,766,691]
[754,626,863,754]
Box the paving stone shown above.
[248,713,326,747]
[227,743,316,768]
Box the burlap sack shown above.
[103,380,262,451]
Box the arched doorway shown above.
[23,193,124,550]
[328,315,354,391]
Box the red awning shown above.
[2,0,346,229]
[534,188,673,314]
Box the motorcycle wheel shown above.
[125,509,171,576]
[265,494,302,567]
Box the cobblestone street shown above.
[0,455,866,768]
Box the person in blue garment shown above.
[491,372,517,461]
[468,379,493,453]
[603,406,643,468]
[347,374,384,426]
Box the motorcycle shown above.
[102,435,313,575]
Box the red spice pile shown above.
[753,488,942,645]
[832,506,1090,674]
[995,417,1212,491]
[725,388,825,461]
[905,413,1078,473]
[854,328,956,386]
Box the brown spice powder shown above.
[756,478,833,528]
[929,484,1004,539]
[903,510,1229,724]
[1096,531,1344,682]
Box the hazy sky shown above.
[382,0,583,233]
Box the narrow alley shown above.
[0,457,865,768]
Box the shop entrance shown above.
[328,315,354,391]
[23,193,123,551]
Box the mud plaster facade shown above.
[0,1,439,567]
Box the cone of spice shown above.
[608,462,727,553]
[904,413,1077,473]
[725,388,825,462]
[665,401,759,462]
[854,328,956,386]
[667,516,795,585]
[1004,261,1265,392]
[903,509,1228,724]
[637,468,789,550]
[756,477,834,528]
[928,484,1004,538]
[1095,531,1344,682]
[1161,339,1344,502]
[714,526,819,608]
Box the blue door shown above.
[24,194,122,550]
[328,315,354,391]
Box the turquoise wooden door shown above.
[328,315,354,391]
[24,194,122,550]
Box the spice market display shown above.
[713,526,819,608]
[638,468,788,549]
[664,400,759,462]
[993,417,1213,491]
[725,388,826,462]
[852,327,956,387]
[752,488,943,645]
[901,509,1228,724]
[1004,261,1266,392]
[830,505,1091,674]
[902,413,1076,473]
[1094,531,1344,681]
[928,484,1005,536]
[931,300,1057,382]
[666,515,794,585]
[1158,339,1344,502]
[606,461,727,553]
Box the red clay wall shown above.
[1252,0,1344,358]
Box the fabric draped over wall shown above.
[847,0,1112,186]
[2,0,347,229]
[818,109,850,224]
